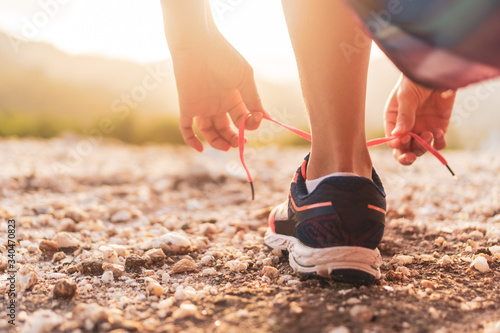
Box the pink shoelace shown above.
[239,112,455,200]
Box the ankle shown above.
[306,151,372,180]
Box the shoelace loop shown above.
[238,112,455,200]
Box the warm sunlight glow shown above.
[0,0,382,79]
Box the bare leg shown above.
[282,0,372,180]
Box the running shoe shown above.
[264,154,386,284]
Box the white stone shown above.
[158,297,175,311]
[349,305,373,323]
[142,232,192,254]
[146,280,164,296]
[202,268,217,276]
[110,210,132,223]
[101,270,114,284]
[226,260,248,272]
[439,255,453,267]
[483,320,500,333]
[99,246,120,264]
[54,232,80,248]
[200,255,215,266]
[345,297,361,305]
[174,286,186,301]
[172,302,199,320]
[16,266,38,292]
[471,256,490,273]
[489,245,500,256]
[108,244,130,258]
[393,255,414,265]
[21,310,63,333]
[328,326,350,333]
[468,230,484,240]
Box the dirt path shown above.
[1,137,499,333]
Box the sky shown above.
[0,0,383,81]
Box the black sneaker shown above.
[264,154,386,284]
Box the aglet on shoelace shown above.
[238,112,455,200]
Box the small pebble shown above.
[289,301,303,314]
[54,232,80,248]
[52,252,66,263]
[393,255,414,265]
[102,263,125,279]
[0,256,7,271]
[125,255,148,271]
[489,246,500,256]
[16,265,38,292]
[21,309,63,333]
[471,256,490,273]
[146,280,164,296]
[64,206,89,222]
[99,246,120,264]
[468,230,484,240]
[172,302,199,320]
[39,240,59,253]
[349,305,373,323]
[145,232,192,254]
[53,279,78,299]
[111,210,132,223]
[262,258,273,266]
[226,260,248,273]
[421,279,436,290]
[434,236,446,245]
[81,259,104,276]
[101,270,115,284]
[202,268,217,276]
[172,259,197,274]
[439,255,452,268]
[346,297,361,305]
[263,266,280,279]
[200,255,215,266]
[108,244,130,258]
[145,248,166,264]
[328,327,350,333]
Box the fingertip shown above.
[189,140,204,153]
[230,136,239,148]
[398,152,416,166]
[421,131,433,144]
[244,112,264,130]
[433,129,446,150]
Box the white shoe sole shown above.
[264,227,382,280]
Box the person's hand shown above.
[384,75,457,165]
[170,33,267,152]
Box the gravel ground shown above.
[1,137,500,333]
